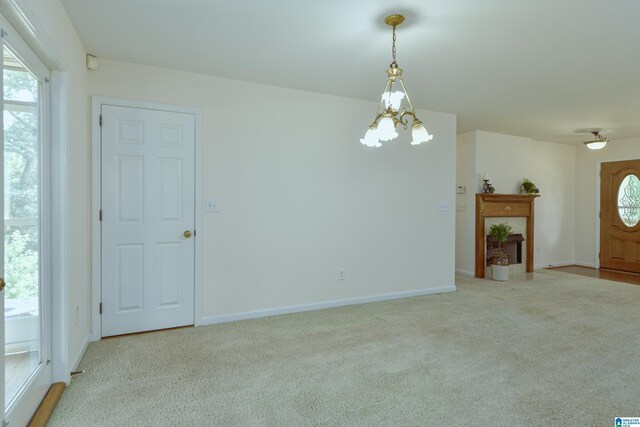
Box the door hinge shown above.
[99,303,102,314]
[99,114,102,127]
[99,209,103,221]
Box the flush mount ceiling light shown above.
[360,14,433,148]
[583,130,609,150]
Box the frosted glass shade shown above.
[410,123,434,145]
[360,127,382,148]
[381,91,405,110]
[377,116,398,141]
[585,140,607,150]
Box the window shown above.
[617,174,640,227]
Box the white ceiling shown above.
[60,0,640,144]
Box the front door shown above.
[101,104,196,337]
[600,160,640,273]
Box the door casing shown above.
[91,97,203,340]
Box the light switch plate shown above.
[439,201,449,211]
[205,199,219,212]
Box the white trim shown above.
[90,98,101,340]
[70,334,90,372]
[595,156,640,270]
[193,109,203,326]
[574,261,596,268]
[535,261,578,269]
[0,0,67,70]
[455,269,474,277]
[91,96,203,340]
[595,161,601,269]
[50,70,69,382]
[199,286,457,326]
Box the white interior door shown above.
[101,104,195,337]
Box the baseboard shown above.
[537,261,597,269]
[455,269,474,277]
[536,261,578,269]
[70,333,91,372]
[199,285,457,326]
[573,261,596,268]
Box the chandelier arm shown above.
[376,79,392,115]
[399,110,417,128]
[397,78,417,113]
[370,112,384,127]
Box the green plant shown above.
[488,223,512,265]
[521,178,539,194]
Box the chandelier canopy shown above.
[361,14,433,148]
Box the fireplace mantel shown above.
[475,193,539,278]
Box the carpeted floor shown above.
[50,270,640,426]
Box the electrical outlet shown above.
[338,269,346,281]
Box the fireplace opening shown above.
[486,234,524,266]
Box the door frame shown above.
[595,156,640,270]
[91,96,203,340]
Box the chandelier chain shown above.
[391,25,397,68]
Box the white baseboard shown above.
[535,261,578,269]
[70,333,91,372]
[536,261,597,269]
[198,285,457,326]
[573,261,596,268]
[455,269,474,277]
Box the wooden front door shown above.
[600,160,640,273]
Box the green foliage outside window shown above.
[4,67,40,301]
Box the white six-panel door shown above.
[101,105,195,337]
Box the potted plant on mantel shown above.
[520,178,540,195]
[488,223,512,281]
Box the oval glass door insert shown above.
[618,174,640,227]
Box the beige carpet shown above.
[50,271,640,426]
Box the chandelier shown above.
[583,130,608,150]
[361,14,433,148]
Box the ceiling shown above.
[60,0,640,144]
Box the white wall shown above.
[456,130,576,274]
[9,0,90,372]
[455,131,476,276]
[575,137,640,266]
[89,59,457,320]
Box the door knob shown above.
[184,230,192,238]
[0,278,5,292]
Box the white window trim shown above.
[0,0,70,386]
